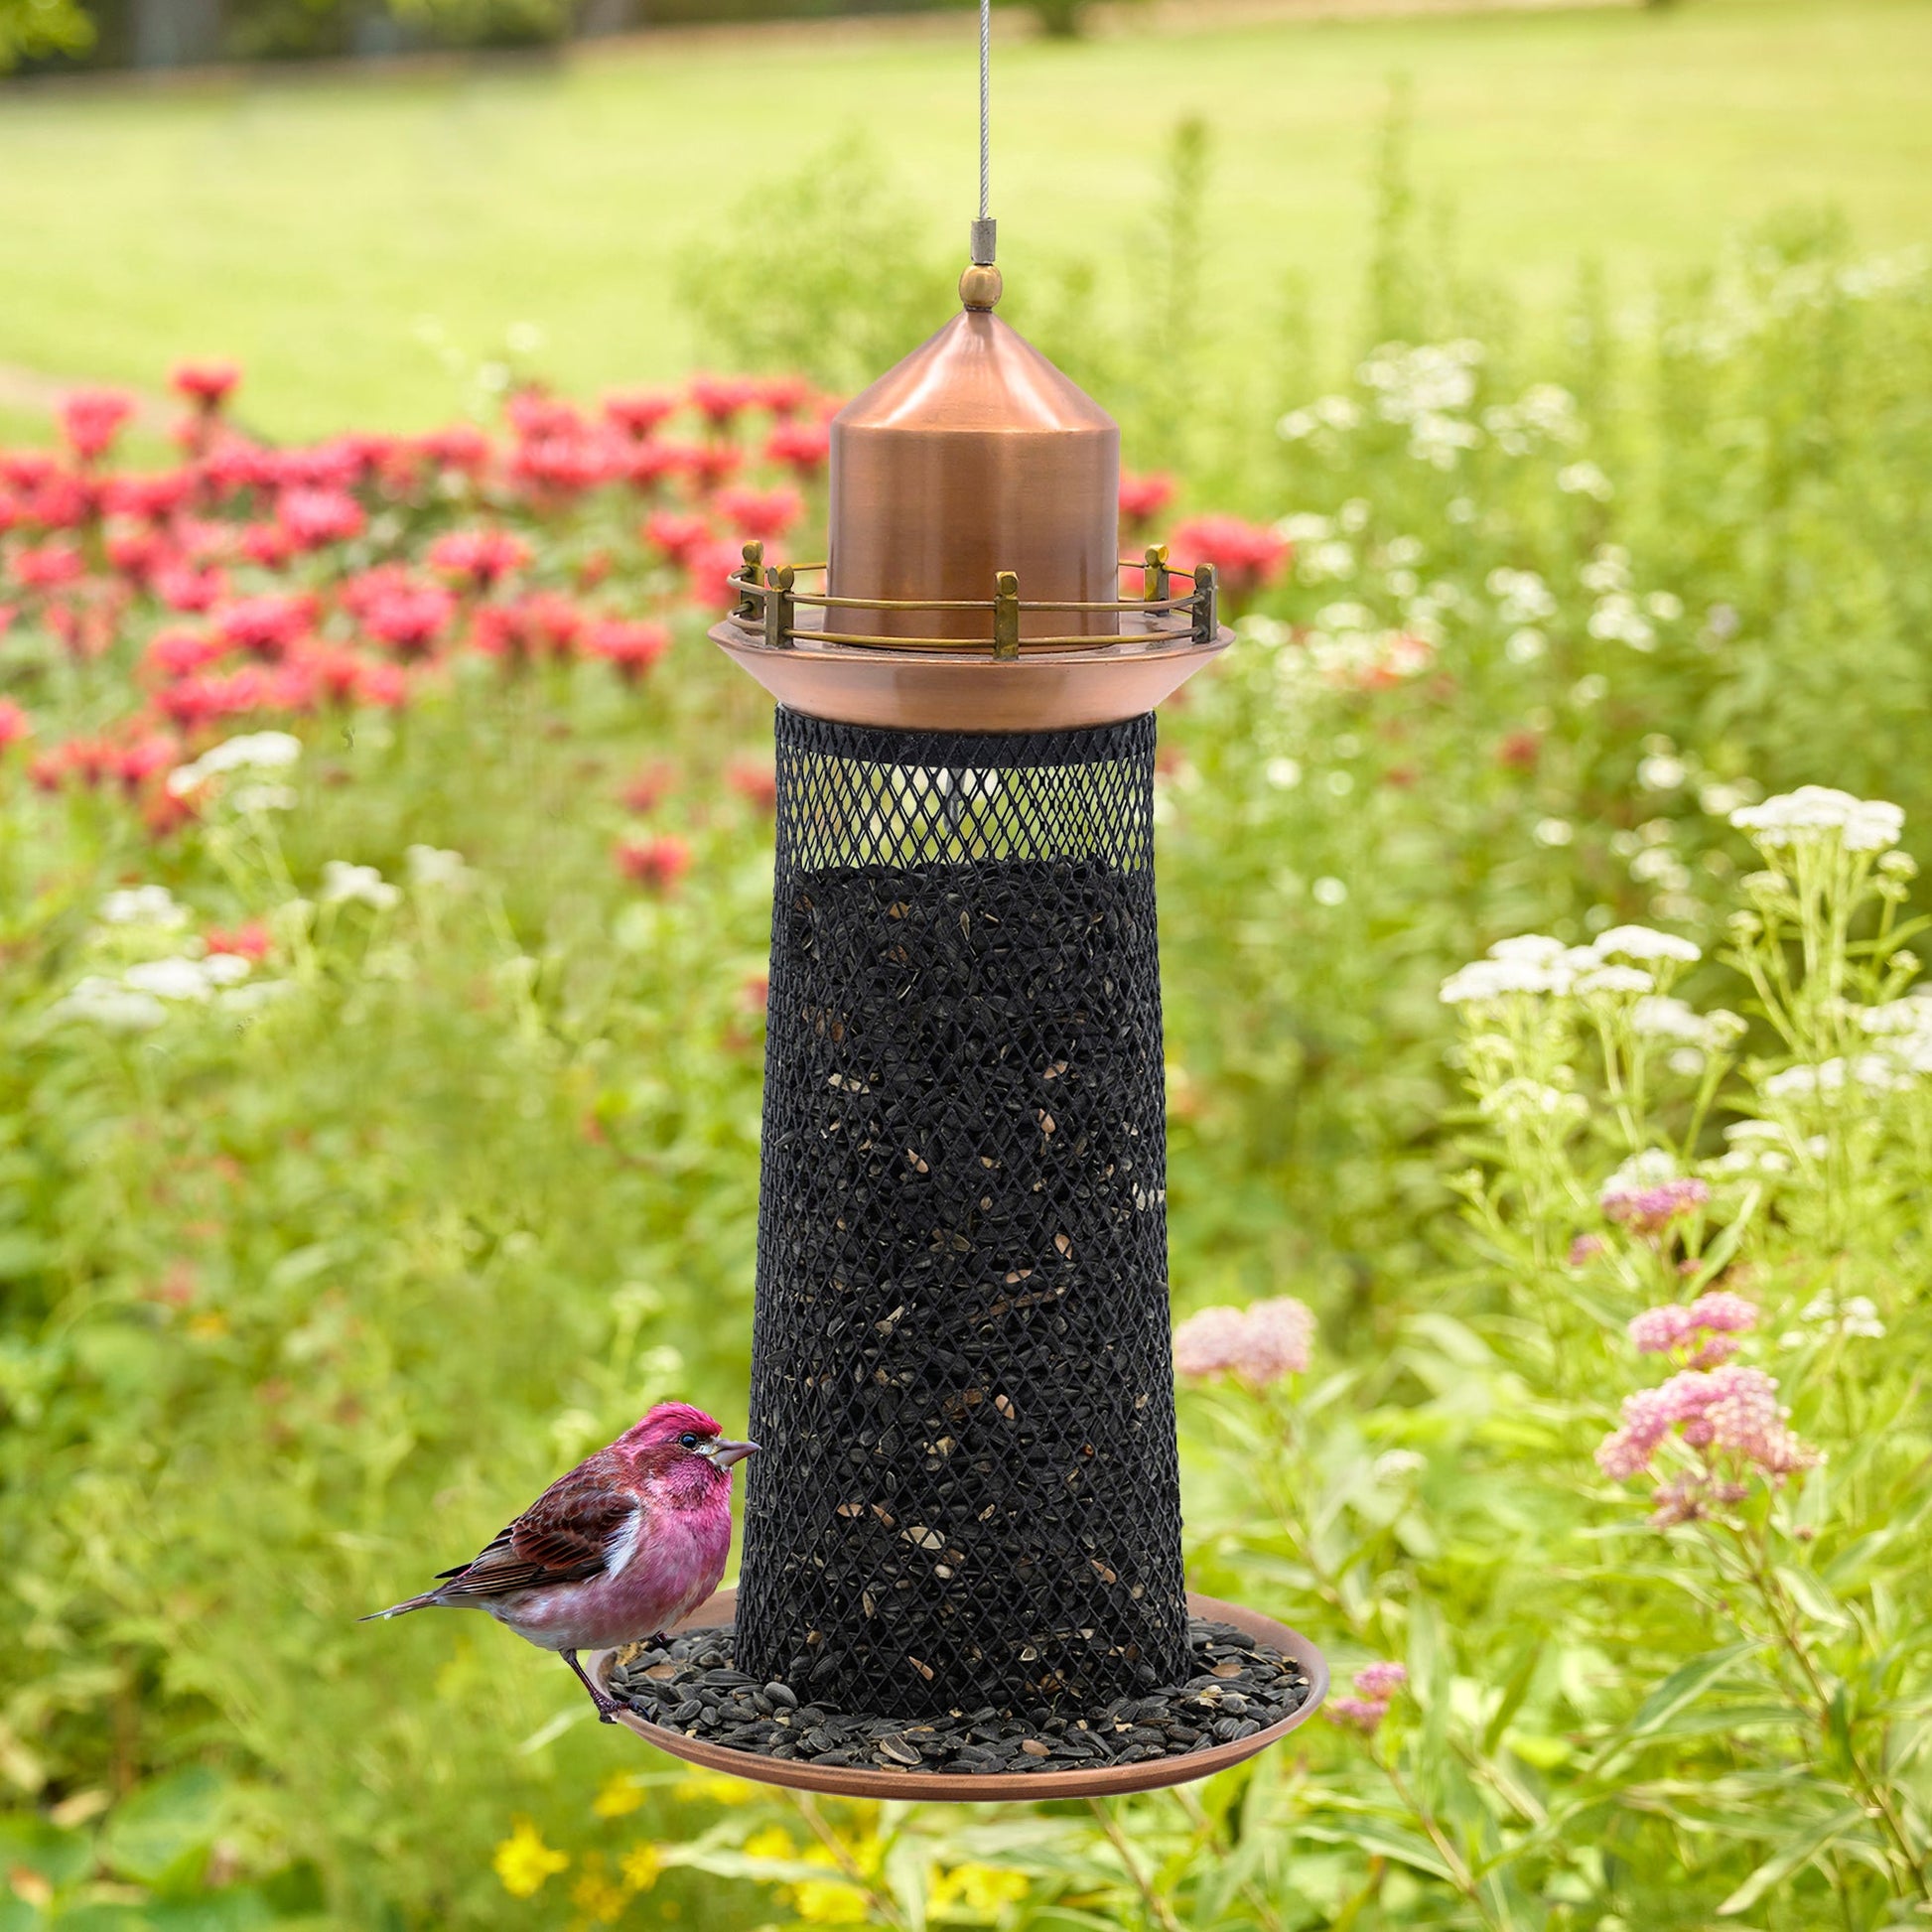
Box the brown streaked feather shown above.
[431,1454,639,1604]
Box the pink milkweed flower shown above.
[276,486,366,552]
[1173,1296,1314,1387]
[1168,514,1290,605]
[1601,1176,1710,1236]
[429,528,531,592]
[1628,1291,1760,1368]
[1596,1364,1818,1484]
[616,835,692,893]
[1352,1660,1408,1700]
[763,420,831,480]
[585,618,670,684]
[62,387,137,465]
[1118,471,1176,534]
[0,698,33,753]
[603,390,679,440]
[714,485,803,541]
[1328,1696,1389,1734]
[1569,1234,1608,1268]
[172,361,241,410]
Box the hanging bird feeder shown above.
[593,18,1327,1797]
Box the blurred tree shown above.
[0,0,94,67]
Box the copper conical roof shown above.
[826,306,1120,645]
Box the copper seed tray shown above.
[593,1587,1326,1802]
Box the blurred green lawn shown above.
[2,0,1928,437]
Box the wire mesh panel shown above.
[735,708,1190,1716]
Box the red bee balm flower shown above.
[687,374,758,428]
[429,528,530,591]
[206,920,273,960]
[0,698,32,753]
[603,390,679,440]
[9,544,86,593]
[276,486,366,551]
[360,585,457,659]
[586,619,670,683]
[172,361,241,409]
[215,593,316,660]
[1118,471,1177,532]
[715,485,803,541]
[643,511,713,568]
[1169,513,1291,603]
[61,388,136,465]
[763,421,831,480]
[615,836,692,893]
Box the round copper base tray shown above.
[710,612,1234,734]
[592,1588,1326,1801]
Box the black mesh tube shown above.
[734,708,1190,1716]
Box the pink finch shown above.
[362,1401,758,1722]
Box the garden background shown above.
[4,0,1932,1925]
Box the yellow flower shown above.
[592,1772,646,1820]
[743,1825,795,1862]
[674,1770,757,1806]
[621,1845,664,1891]
[941,1863,1032,1912]
[572,1869,628,1924]
[789,1876,869,1923]
[492,1819,569,1899]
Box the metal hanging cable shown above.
[970,0,996,265]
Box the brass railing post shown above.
[1143,543,1170,607]
[733,540,764,622]
[1191,562,1218,648]
[765,563,796,651]
[993,571,1020,660]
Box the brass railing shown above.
[724,541,1218,659]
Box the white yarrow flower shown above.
[98,885,190,929]
[320,862,401,909]
[1592,924,1701,965]
[1730,786,1904,854]
[405,844,469,889]
[51,976,170,1032]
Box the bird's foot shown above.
[595,1693,621,1725]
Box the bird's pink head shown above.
[620,1401,759,1475]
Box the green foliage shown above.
[679,135,959,397]
[0,0,92,69]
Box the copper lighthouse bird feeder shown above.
[594,38,1326,1797]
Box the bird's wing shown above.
[432,1458,638,1602]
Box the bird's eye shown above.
[678,1432,700,1449]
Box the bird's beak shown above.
[709,1438,759,1468]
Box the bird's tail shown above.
[358,1590,444,1622]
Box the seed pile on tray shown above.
[609,1617,1309,1774]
